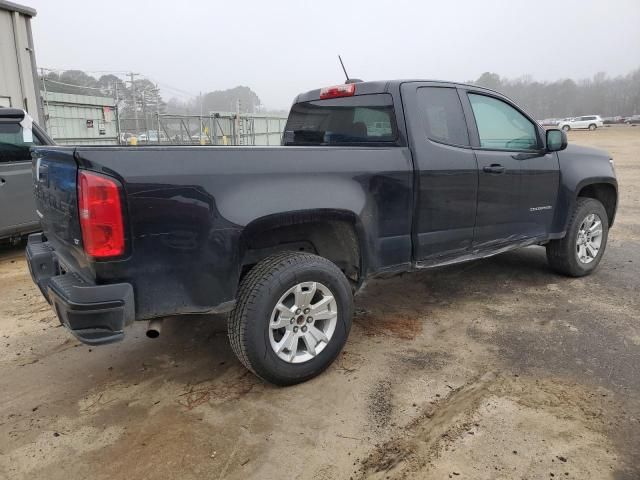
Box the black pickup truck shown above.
[26,80,617,385]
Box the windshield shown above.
[283,94,398,146]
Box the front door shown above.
[401,83,478,261]
[461,91,555,248]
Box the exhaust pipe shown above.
[146,319,164,339]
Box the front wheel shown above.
[546,197,609,277]
[562,125,571,132]
[228,252,353,385]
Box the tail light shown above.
[319,83,356,99]
[78,170,125,258]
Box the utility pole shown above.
[235,99,242,145]
[40,68,49,133]
[155,83,161,143]
[114,81,122,144]
[142,90,149,140]
[127,72,140,134]
[199,91,203,144]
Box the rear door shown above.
[0,121,42,237]
[401,83,478,261]
[460,89,557,247]
[575,116,588,129]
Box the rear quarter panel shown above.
[75,146,414,319]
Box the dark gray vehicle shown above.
[26,80,618,385]
[0,108,53,243]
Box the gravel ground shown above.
[1,126,639,480]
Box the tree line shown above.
[472,69,640,119]
[39,70,264,120]
[40,67,640,122]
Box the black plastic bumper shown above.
[26,233,135,345]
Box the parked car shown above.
[540,118,559,127]
[602,116,626,125]
[190,133,210,144]
[26,80,617,385]
[625,115,640,125]
[558,115,604,131]
[0,108,54,243]
[137,131,167,144]
[171,134,193,143]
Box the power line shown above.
[41,67,198,100]
[41,77,114,92]
[41,67,130,75]
[144,76,198,98]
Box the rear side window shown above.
[418,87,469,146]
[0,123,42,163]
[468,93,539,151]
[283,94,398,146]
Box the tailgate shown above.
[31,146,86,266]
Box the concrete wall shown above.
[0,1,41,123]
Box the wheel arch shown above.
[237,208,367,287]
[577,181,618,227]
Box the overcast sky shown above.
[26,0,640,109]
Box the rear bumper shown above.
[26,233,134,345]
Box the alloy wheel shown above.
[576,213,603,264]
[268,282,338,363]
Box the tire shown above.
[546,197,609,277]
[588,123,597,131]
[562,125,571,132]
[228,251,353,386]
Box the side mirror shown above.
[546,129,567,152]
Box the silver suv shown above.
[558,115,604,131]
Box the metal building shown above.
[0,1,42,123]
[42,91,118,145]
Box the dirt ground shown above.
[1,126,639,480]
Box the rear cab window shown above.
[418,87,470,147]
[0,122,42,163]
[283,94,398,146]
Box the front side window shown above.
[0,123,42,163]
[468,93,539,151]
[418,87,469,146]
[283,94,398,146]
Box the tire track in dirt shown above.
[355,372,624,479]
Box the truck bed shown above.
[32,144,414,321]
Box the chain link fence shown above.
[119,112,287,146]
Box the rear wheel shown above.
[546,197,609,277]
[228,252,353,385]
[588,123,597,131]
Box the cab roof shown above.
[293,79,503,104]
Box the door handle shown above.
[483,164,505,174]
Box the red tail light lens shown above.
[319,83,356,99]
[78,170,125,258]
